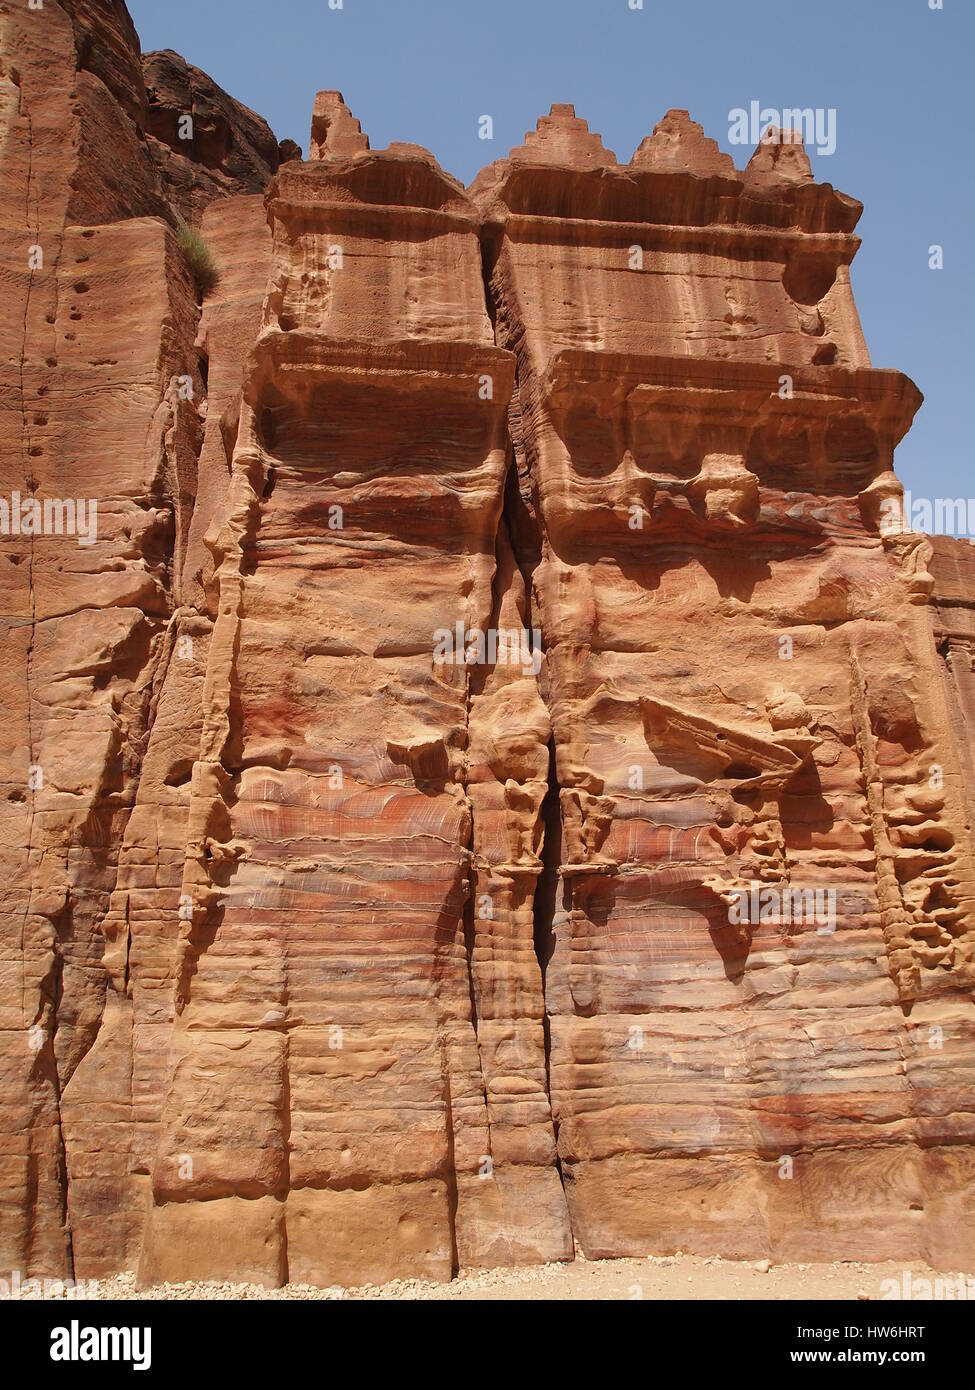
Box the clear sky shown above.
[128,0,972,507]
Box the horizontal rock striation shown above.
[1,5,973,1285]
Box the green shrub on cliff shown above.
[175,219,220,299]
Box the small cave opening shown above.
[723,761,762,781]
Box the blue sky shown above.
[128,0,972,505]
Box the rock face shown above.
[0,0,289,1281]
[477,108,975,1266]
[1,6,974,1287]
[142,50,292,226]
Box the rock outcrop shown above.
[477,106,975,1266]
[142,50,293,226]
[0,0,290,1280]
[1,5,973,1287]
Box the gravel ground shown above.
[21,1253,970,1301]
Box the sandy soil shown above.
[37,1253,970,1301]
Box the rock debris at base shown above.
[14,1255,967,1302]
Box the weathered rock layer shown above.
[1,3,974,1285]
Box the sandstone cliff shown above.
[1,2,973,1287]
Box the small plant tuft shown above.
[175,219,219,300]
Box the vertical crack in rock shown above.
[443,589,483,1279]
[533,735,562,1158]
[443,1063,462,1276]
[461,332,574,1260]
[279,1030,293,1286]
[43,905,75,1280]
[461,851,479,1034]
[493,423,565,1179]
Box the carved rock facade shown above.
[1,3,974,1285]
